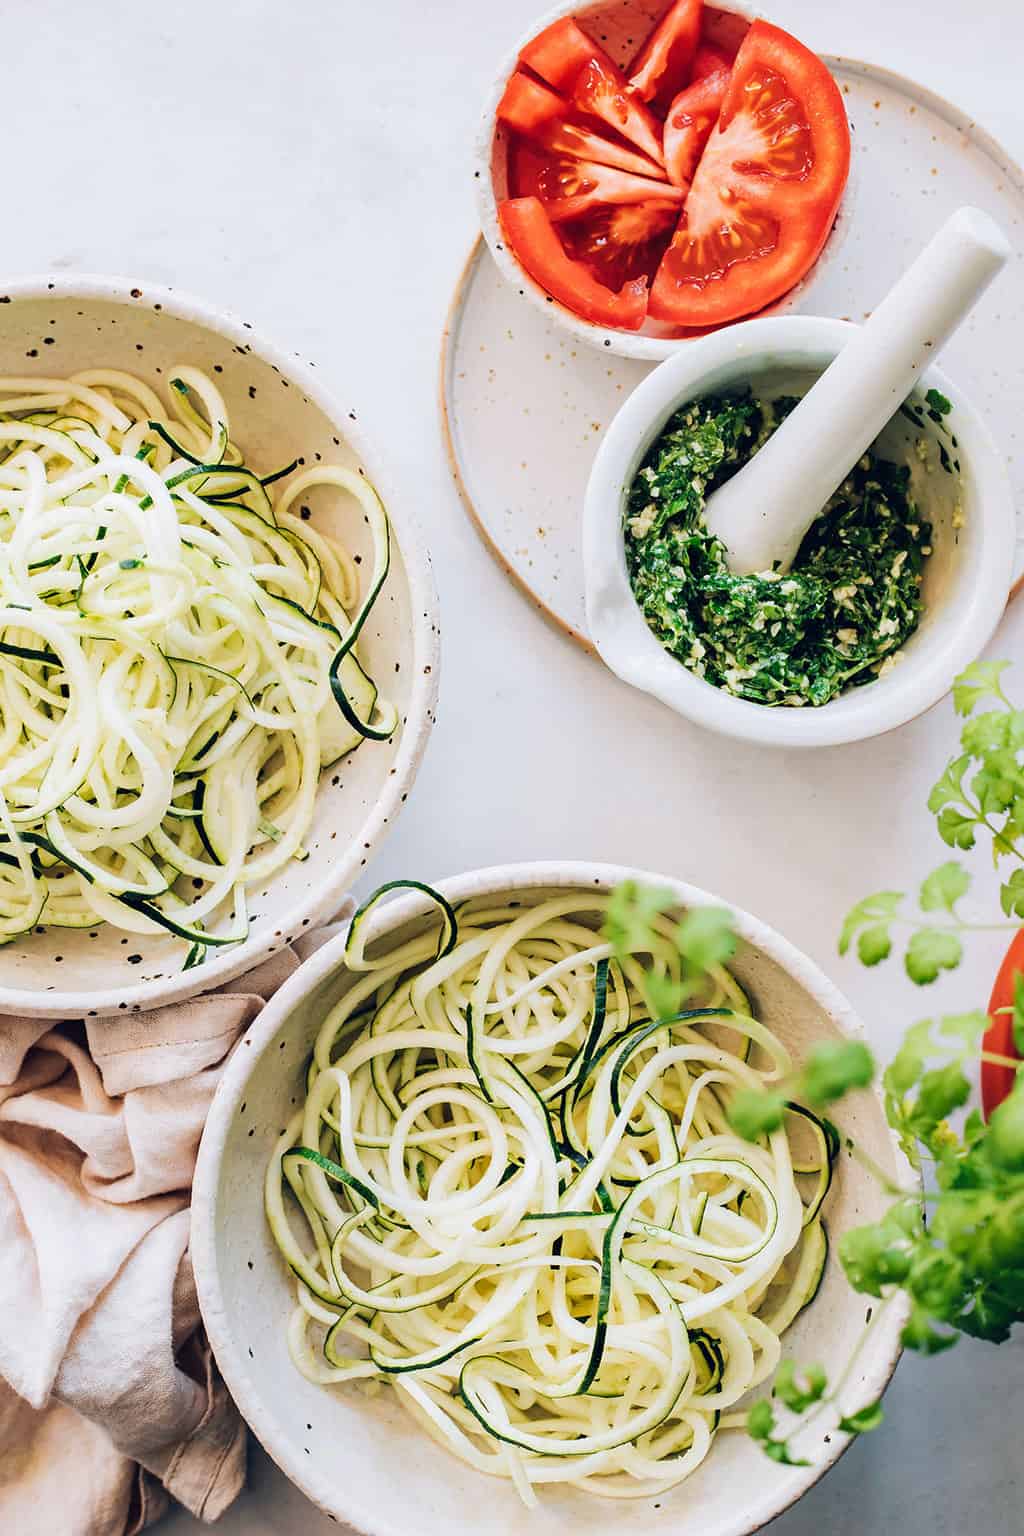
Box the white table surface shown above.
[10,0,1021,1529]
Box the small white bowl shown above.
[0,275,439,1017]
[475,0,853,360]
[583,315,1015,747]
[192,860,908,1536]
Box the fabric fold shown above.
[0,905,351,1534]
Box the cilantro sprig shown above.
[608,663,1024,1468]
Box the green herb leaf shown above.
[1013,974,1024,1057]
[919,861,969,913]
[605,881,675,958]
[905,928,963,984]
[925,387,952,416]
[935,808,977,851]
[901,1304,958,1355]
[906,1062,970,1140]
[952,660,1010,716]
[675,905,736,973]
[838,1400,885,1434]
[644,971,685,1023]
[1000,871,1024,919]
[727,1086,788,1140]
[986,1081,1024,1172]
[857,924,892,966]
[774,1359,827,1413]
[798,1040,875,1106]
[839,1203,920,1296]
[927,753,971,813]
[746,1400,809,1467]
[839,891,903,957]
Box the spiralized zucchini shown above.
[266,887,835,1503]
[0,368,393,960]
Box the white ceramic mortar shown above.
[583,314,1015,746]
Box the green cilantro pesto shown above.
[624,391,932,708]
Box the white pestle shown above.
[704,206,1011,575]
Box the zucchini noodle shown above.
[266,886,836,1503]
[0,368,394,960]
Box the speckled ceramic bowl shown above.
[192,860,909,1536]
[475,0,854,360]
[584,315,1016,747]
[0,274,439,1018]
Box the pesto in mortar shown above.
[624,392,932,708]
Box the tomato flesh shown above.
[498,197,649,329]
[628,0,704,113]
[498,71,664,179]
[537,159,681,224]
[561,201,679,290]
[984,932,1024,1117]
[662,67,729,190]
[496,11,850,333]
[519,17,598,92]
[691,42,733,78]
[573,56,666,167]
[650,20,850,326]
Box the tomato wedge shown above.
[498,72,664,180]
[498,196,649,329]
[662,67,729,190]
[538,160,682,223]
[649,20,850,327]
[628,0,704,113]
[691,41,733,78]
[560,200,679,290]
[573,57,666,167]
[983,931,1024,1117]
[518,18,667,168]
[519,16,597,92]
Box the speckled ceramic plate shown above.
[442,58,1024,651]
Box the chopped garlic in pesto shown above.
[624,391,931,708]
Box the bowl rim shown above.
[0,271,440,1018]
[472,0,853,361]
[583,313,1016,748]
[191,857,910,1536]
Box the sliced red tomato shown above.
[506,148,678,288]
[628,0,704,113]
[983,931,1024,1117]
[519,16,597,92]
[498,196,649,329]
[561,200,679,290]
[662,67,729,190]
[691,41,732,78]
[649,20,850,327]
[573,56,666,167]
[518,18,667,168]
[537,159,682,223]
[498,71,664,179]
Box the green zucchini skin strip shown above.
[344,880,457,971]
[0,370,396,952]
[283,1146,380,1210]
[266,886,817,1497]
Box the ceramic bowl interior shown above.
[584,315,1016,747]
[192,862,907,1536]
[475,0,853,359]
[0,276,438,1018]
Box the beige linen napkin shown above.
[0,919,348,1535]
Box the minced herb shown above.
[624,391,932,708]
